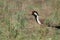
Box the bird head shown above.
[32,11,39,17]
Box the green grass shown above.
[0,0,60,40]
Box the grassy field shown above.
[0,0,60,40]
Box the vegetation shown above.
[0,0,60,40]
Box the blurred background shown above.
[0,0,60,40]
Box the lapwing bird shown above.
[32,11,42,25]
[32,11,60,29]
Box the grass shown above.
[0,0,60,40]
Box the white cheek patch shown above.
[34,13,38,16]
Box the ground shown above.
[0,0,60,40]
